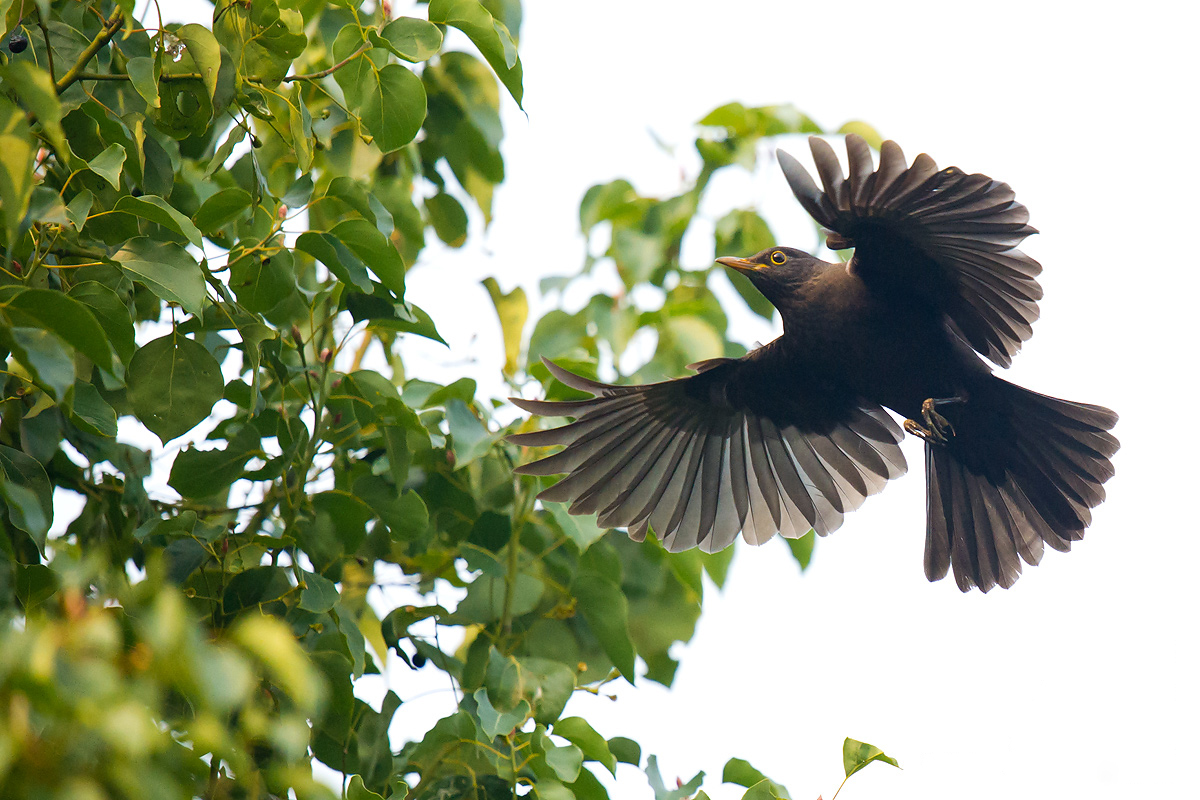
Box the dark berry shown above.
[131,187,143,197]
[411,652,427,668]
[7,33,29,53]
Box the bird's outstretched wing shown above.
[778,135,1042,367]
[509,356,907,553]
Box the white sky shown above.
[401,2,1200,798]
[145,1,1200,798]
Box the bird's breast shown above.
[777,269,967,418]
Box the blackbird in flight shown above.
[510,135,1118,592]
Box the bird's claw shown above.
[904,398,959,445]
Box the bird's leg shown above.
[903,395,967,445]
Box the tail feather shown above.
[925,377,1118,591]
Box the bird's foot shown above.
[904,397,963,446]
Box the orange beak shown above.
[715,256,759,271]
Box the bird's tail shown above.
[924,376,1118,591]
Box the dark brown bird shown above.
[509,134,1118,592]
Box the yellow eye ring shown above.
[770,251,786,265]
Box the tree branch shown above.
[55,9,125,95]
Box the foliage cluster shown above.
[0,0,896,797]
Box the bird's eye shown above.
[770,251,786,265]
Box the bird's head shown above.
[716,247,825,309]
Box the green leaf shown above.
[455,569,543,623]
[346,775,384,800]
[481,277,527,376]
[519,657,575,725]
[723,758,767,788]
[0,62,67,157]
[64,189,93,231]
[0,98,35,242]
[14,563,58,608]
[580,179,637,232]
[331,219,406,298]
[174,23,222,101]
[168,432,260,498]
[428,0,524,108]
[546,503,607,552]
[5,288,114,371]
[0,444,53,546]
[296,231,372,293]
[608,736,640,766]
[425,192,468,247]
[127,332,225,443]
[837,120,884,150]
[473,687,529,737]
[843,737,900,779]
[554,718,617,777]
[4,327,74,399]
[68,281,136,364]
[741,780,788,800]
[232,615,325,714]
[715,209,777,319]
[126,57,161,109]
[572,573,636,682]
[300,571,340,614]
[542,734,583,783]
[192,187,253,235]
[67,380,117,437]
[375,17,443,62]
[446,399,493,467]
[361,64,427,153]
[645,755,703,800]
[113,238,207,315]
[228,247,295,313]
[288,84,314,173]
[115,195,204,248]
[88,143,127,189]
[785,531,815,571]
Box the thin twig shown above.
[34,9,56,84]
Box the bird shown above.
[508,134,1118,592]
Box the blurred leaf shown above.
[0,62,67,157]
[428,0,524,108]
[446,399,493,466]
[546,503,607,552]
[482,277,528,376]
[0,444,53,545]
[572,573,636,682]
[0,98,35,242]
[425,192,468,247]
[837,120,884,150]
[645,755,703,800]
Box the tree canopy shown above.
[0,0,896,797]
